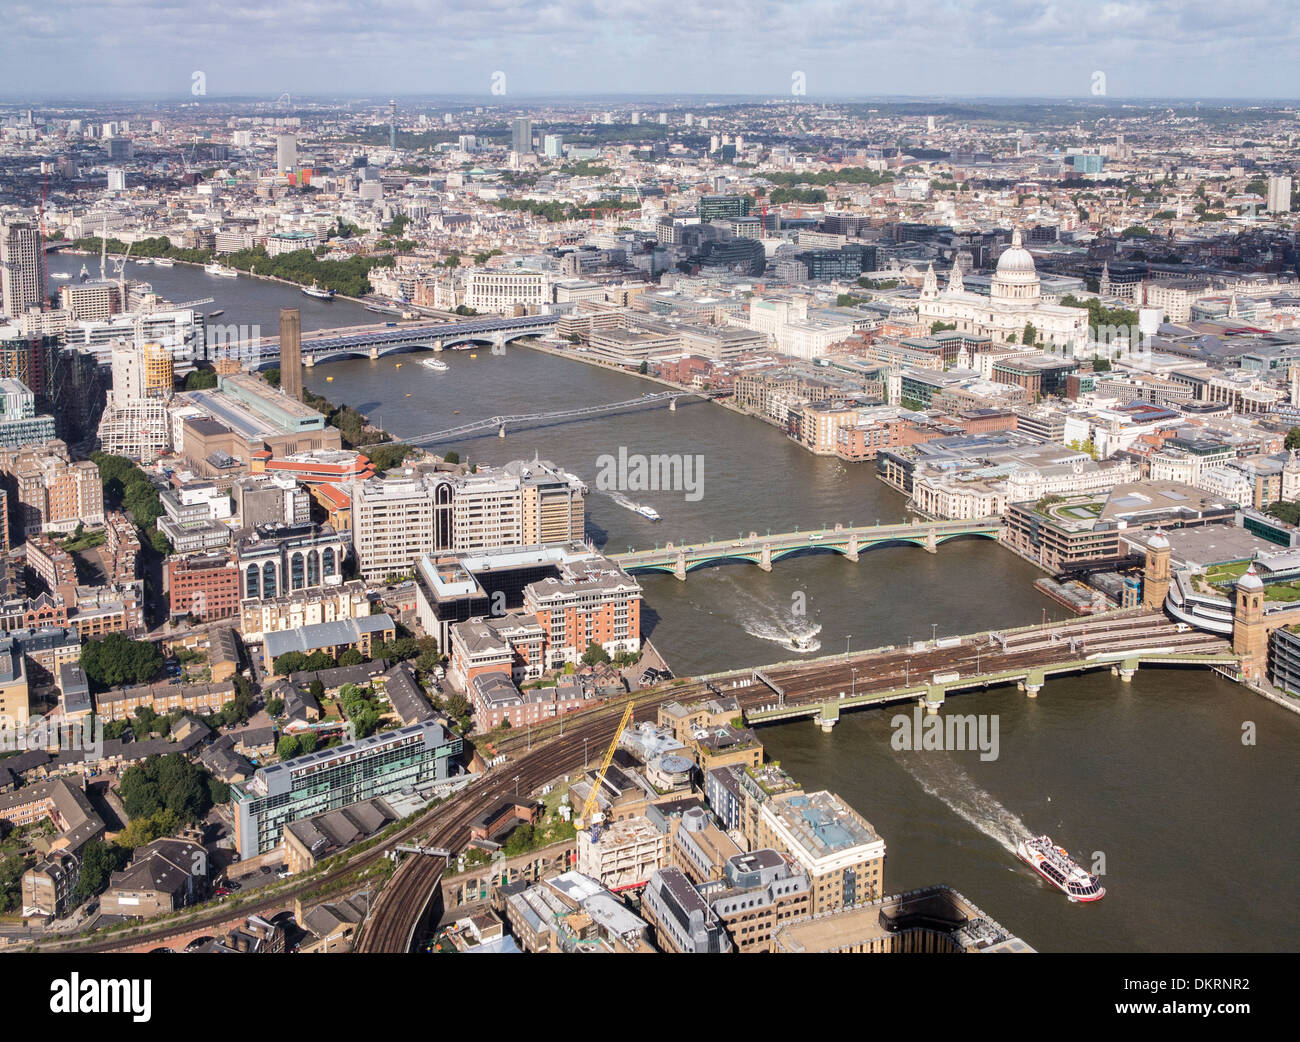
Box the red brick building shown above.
[168,552,241,622]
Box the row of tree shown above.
[90,452,170,554]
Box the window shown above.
[245,564,260,599]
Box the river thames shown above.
[56,254,1300,952]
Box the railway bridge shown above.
[248,313,558,367]
[735,611,1238,730]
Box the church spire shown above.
[921,262,938,300]
[947,261,964,293]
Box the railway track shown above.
[53,611,1226,954]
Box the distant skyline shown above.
[2,0,1299,102]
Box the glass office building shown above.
[231,720,462,857]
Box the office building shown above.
[707,848,813,952]
[0,378,55,448]
[351,459,585,581]
[1267,175,1293,214]
[511,117,533,155]
[697,195,751,221]
[642,865,732,953]
[0,440,104,537]
[168,552,242,622]
[756,790,886,913]
[771,885,1033,953]
[235,523,348,601]
[230,719,461,857]
[1,220,44,320]
[276,134,297,173]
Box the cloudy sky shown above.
[2,0,1298,101]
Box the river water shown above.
[64,256,1298,952]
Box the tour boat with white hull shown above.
[1016,835,1105,902]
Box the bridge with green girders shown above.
[609,518,1001,579]
[744,650,1243,731]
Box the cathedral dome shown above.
[995,228,1037,279]
[991,227,1040,299]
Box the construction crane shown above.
[575,701,634,842]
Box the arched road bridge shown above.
[609,518,1001,579]
[247,313,558,367]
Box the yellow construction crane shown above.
[575,701,634,840]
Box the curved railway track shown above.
[50,611,1222,953]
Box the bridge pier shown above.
[815,704,839,732]
[669,398,676,412]
[370,345,380,360]
[759,545,773,572]
[433,339,444,352]
[302,355,316,368]
[674,553,687,582]
[1020,669,1046,697]
[924,531,938,554]
[846,534,860,562]
[498,425,506,439]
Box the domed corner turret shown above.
[1147,528,1170,551]
[1237,563,1264,592]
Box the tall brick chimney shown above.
[279,306,303,401]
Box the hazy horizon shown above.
[2,0,1298,103]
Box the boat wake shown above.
[600,489,660,521]
[899,754,1033,857]
[721,579,822,653]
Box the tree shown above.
[273,651,308,676]
[1286,428,1300,451]
[443,692,471,721]
[309,679,325,700]
[930,321,956,334]
[638,361,649,375]
[581,642,611,667]
[442,450,460,465]
[74,840,129,901]
[504,824,535,856]
[1023,322,1037,347]
[119,754,215,825]
[1266,500,1300,526]
[80,633,164,690]
[266,697,285,717]
[183,369,219,391]
[277,735,301,760]
[338,649,365,667]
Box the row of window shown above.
[243,547,338,599]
